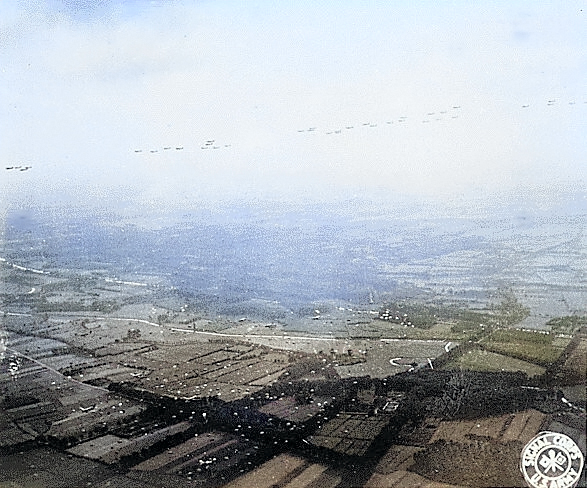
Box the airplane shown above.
[224,144,231,147]
[297,129,305,132]
[5,167,13,170]
[163,147,171,150]
[334,129,342,134]
[134,149,142,153]
[213,146,220,149]
[345,126,354,129]
[522,104,530,108]
[308,127,316,132]
[176,147,183,150]
[150,150,158,153]
[452,106,461,109]
[369,124,377,127]
[427,112,435,116]
[201,146,209,149]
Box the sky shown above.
[1,0,586,215]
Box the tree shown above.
[492,290,529,326]
[126,328,141,341]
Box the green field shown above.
[546,316,587,334]
[480,329,570,365]
[373,295,530,342]
[441,349,546,377]
[366,320,475,341]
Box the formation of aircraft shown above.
[97,95,587,158]
[297,106,461,135]
[522,99,580,108]
[200,139,230,150]
[134,146,188,153]
[5,96,585,174]
[295,97,584,136]
[133,140,231,155]
[5,165,32,171]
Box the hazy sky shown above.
[1,0,586,213]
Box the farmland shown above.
[440,349,546,377]
[1,229,586,487]
[480,328,570,365]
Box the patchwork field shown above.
[480,328,570,365]
[365,470,466,488]
[357,321,471,342]
[440,349,546,377]
[429,409,546,445]
[308,413,390,457]
[223,454,340,488]
[560,337,587,382]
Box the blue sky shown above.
[1,0,586,213]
